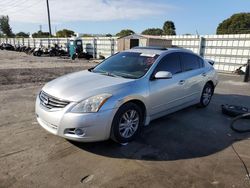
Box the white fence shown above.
[0,37,118,59]
[1,34,250,73]
[164,34,250,72]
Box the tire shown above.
[199,82,214,107]
[49,52,56,57]
[230,113,250,133]
[111,103,143,144]
[221,104,249,117]
[37,51,42,57]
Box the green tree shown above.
[141,28,163,36]
[217,13,250,34]
[163,21,176,35]
[116,29,135,38]
[32,30,50,38]
[105,33,113,37]
[56,29,75,37]
[0,15,14,37]
[81,34,93,37]
[16,32,29,38]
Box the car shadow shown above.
[70,93,250,161]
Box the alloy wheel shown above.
[202,86,212,105]
[118,110,139,139]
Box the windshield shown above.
[92,52,159,79]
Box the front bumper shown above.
[35,96,117,142]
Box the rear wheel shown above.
[199,82,214,107]
[49,51,56,57]
[36,51,42,57]
[111,103,143,144]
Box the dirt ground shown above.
[0,51,97,89]
[0,50,250,188]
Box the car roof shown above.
[126,47,193,55]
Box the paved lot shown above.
[0,51,250,188]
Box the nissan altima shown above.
[36,47,218,144]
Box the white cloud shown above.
[0,0,172,24]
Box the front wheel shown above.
[36,51,42,57]
[199,83,214,107]
[111,103,143,144]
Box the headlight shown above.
[71,94,112,113]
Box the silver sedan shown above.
[36,47,218,144]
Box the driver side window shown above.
[155,53,182,75]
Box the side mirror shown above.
[205,59,215,66]
[154,71,173,79]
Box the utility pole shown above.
[46,0,52,37]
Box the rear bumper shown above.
[35,96,117,142]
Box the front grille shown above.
[39,91,70,109]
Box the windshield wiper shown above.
[102,72,122,78]
[88,67,94,72]
[113,72,138,79]
[94,70,121,78]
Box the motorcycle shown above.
[33,46,43,56]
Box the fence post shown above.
[93,38,97,59]
[33,38,35,47]
[198,37,205,57]
[48,38,50,48]
[244,59,250,82]
[111,38,115,56]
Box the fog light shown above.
[75,128,85,136]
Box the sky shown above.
[0,0,250,35]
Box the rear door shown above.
[149,52,186,117]
[179,52,206,102]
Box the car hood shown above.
[42,70,134,102]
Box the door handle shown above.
[179,80,185,85]
[202,72,207,77]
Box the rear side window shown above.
[180,53,201,71]
[155,53,182,74]
[197,56,205,68]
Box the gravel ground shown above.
[0,50,250,188]
[0,50,97,69]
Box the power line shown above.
[4,0,27,8]
[0,0,29,12]
[0,0,53,35]
[0,0,17,7]
[0,0,43,15]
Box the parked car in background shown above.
[36,47,218,144]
